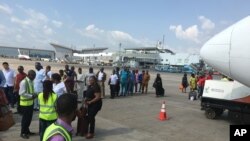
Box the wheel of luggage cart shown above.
[205,108,216,119]
[205,108,224,119]
[215,108,224,117]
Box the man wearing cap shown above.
[34,62,46,111]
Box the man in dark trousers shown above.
[115,67,120,97]
[13,66,27,114]
[19,70,37,139]
[2,62,16,108]
[96,68,106,98]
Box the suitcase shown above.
[161,88,165,96]
[76,116,88,136]
[188,91,197,100]
[76,106,88,136]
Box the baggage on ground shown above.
[188,91,197,100]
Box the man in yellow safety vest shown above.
[43,94,78,141]
[19,70,37,139]
[38,80,58,141]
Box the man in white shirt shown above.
[2,62,16,108]
[34,62,45,111]
[96,68,106,98]
[108,70,118,99]
[19,70,37,139]
[52,73,67,97]
[76,67,85,100]
[45,65,53,80]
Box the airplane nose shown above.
[200,25,234,76]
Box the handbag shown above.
[76,104,87,118]
[76,103,88,136]
[153,82,156,88]
[179,84,184,91]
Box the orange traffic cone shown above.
[158,101,168,121]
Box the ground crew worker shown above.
[38,80,57,141]
[19,70,37,139]
[43,93,78,141]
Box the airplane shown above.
[200,16,250,122]
[200,16,250,87]
[18,49,31,60]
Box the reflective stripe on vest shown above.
[38,93,57,120]
[20,78,34,106]
[43,123,71,141]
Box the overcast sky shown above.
[0,0,249,53]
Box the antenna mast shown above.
[162,35,165,49]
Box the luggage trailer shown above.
[201,80,250,123]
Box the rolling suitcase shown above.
[76,116,88,136]
[76,105,88,136]
[161,88,165,96]
[188,91,197,100]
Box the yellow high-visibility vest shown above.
[43,123,71,141]
[20,78,34,106]
[38,92,57,120]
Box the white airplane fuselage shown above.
[200,16,250,87]
[200,17,250,122]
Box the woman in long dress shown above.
[153,73,164,96]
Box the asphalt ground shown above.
[0,58,233,141]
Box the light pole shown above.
[119,43,121,66]
[92,44,95,66]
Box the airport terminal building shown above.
[0,46,55,59]
[50,43,110,64]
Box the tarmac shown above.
[0,58,232,141]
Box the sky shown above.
[0,0,249,53]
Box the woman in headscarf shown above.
[153,73,164,97]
